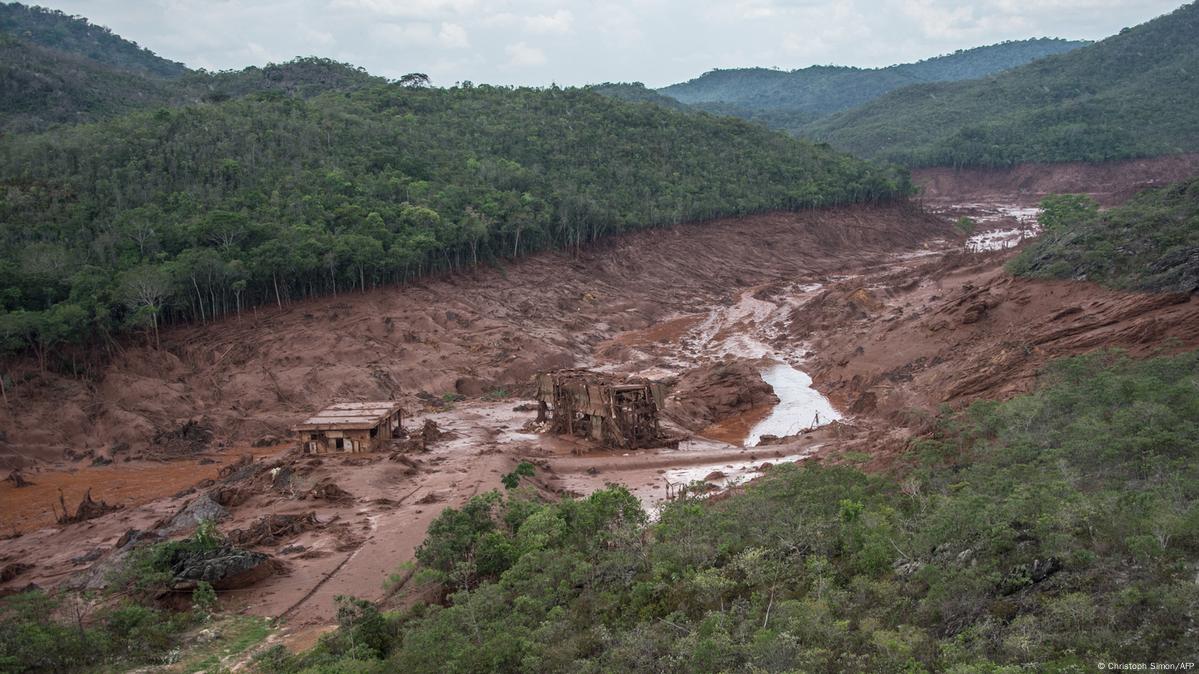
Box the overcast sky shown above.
[39,0,1185,87]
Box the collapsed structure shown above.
[535,369,666,449]
[292,402,403,453]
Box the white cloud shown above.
[439,22,470,48]
[505,41,546,67]
[36,0,1188,87]
[370,22,438,46]
[328,0,477,18]
[524,9,573,34]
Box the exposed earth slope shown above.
[3,158,1197,649]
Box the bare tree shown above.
[119,266,171,349]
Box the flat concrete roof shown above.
[292,401,402,431]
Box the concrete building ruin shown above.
[293,402,403,454]
[535,369,666,449]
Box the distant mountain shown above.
[658,38,1089,124]
[0,2,186,78]
[184,57,387,102]
[808,2,1199,166]
[0,2,390,133]
[585,82,690,111]
[0,32,176,133]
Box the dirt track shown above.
[2,154,1197,648]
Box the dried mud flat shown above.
[2,155,1197,649]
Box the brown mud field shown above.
[2,155,1197,650]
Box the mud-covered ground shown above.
[2,155,1197,653]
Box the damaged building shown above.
[535,369,667,449]
[293,402,404,454]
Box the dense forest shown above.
[808,2,1199,166]
[0,83,910,370]
[0,2,913,373]
[64,348,1178,673]
[0,3,389,133]
[0,2,185,77]
[1010,177,1199,292]
[655,38,1088,134]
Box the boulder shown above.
[168,544,276,591]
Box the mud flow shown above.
[3,156,1198,650]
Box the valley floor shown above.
[2,156,1197,660]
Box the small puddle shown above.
[745,360,840,446]
[966,227,1040,252]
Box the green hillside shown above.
[585,82,690,111]
[0,84,909,360]
[1011,178,1199,292]
[0,2,185,77]
[657,38,1088,128]
[808,3,1199,166]
[0,32,176,133]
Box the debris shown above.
[704,471,727,482]
[962,301,989,324]
[0,562,33,583]
[70,549,103,565]
[56,488,122,525]
[5,470,32,488]
[152,419,214,455]
[227,513,321,547]
[388,453,422,475]
[535,369,667,449]
[167,544,277,591]
[157,494,229,535]
[219,454,255,480]
[421,419,448,445]
[207,484,252,507]
[415,492,443,504]
[116,529,161,549]
[305,480,353,502]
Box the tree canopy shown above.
[807,3,1199,166]
[0,82,910,369]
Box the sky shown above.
[39,0,1185,87]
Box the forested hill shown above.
[0,3,387,133]
[656,38,1088,126]
[0,84,910,364]
[808,2,1199,166]
[0,32,177,133]
[0,2,185,77]
[585,82,689,110]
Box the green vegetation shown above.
[0,2,186,78]
[252,350,1199,672]
[174,614,272,673]
[809,3,1199,166]
[653,39,1088,134]
[0,523,230,672]
[1011,177,1199,292]
[0,81,908,380]
[585,82,690,111]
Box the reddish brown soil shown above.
[913,153,1199,206]
[2,155,1197,651]
[0,446,279,534]
[0,204,944,469]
